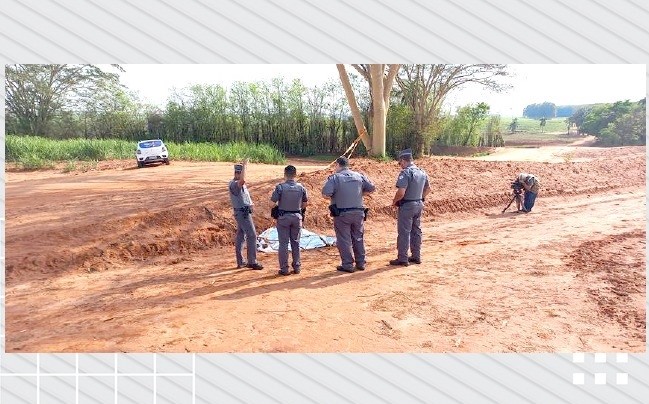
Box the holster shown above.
[363,208,369,221]
[301,208,306,221]
[328,204,340,217]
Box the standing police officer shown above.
[271,165,309,276]
[390,149,430,266]
[228,159,264,270]
[322,157,376,273]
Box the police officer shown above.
[322,156,376,273]
[515,172,540,213]
[228,159,263,270]
[390,149,430,266]
[271,165,309,276]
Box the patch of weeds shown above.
[62,160,77,173]
[562,151,575,163]
[79,160,99,172]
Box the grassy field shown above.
[499,117,569,133]
[5,135,286,170]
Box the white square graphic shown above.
[595,373,607,385]
[572,353,585,363]
[616,353,628,363]
[573,373,585,385]
[616,373,628,385]
[594,353,607,363]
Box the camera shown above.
[510,181,523,193]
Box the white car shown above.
[135,139,170,168]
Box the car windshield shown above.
[138,140,163,148]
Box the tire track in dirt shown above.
[566,230,646,343]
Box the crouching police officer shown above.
[390,149,430,266]
[228,159,263,270]
[271,165,309,276]
[515,172,540,213]
[322,157,376,273]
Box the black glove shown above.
[300,208,306,221]
[271,206,279,219]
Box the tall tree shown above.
[395,64,509,155]
[337,64,400,156]
[5,64,121,136]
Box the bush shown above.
[5,136,287,167]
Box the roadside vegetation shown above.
[5,64,644,169]
[5,135,285,170]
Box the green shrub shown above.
[5,136,286,166]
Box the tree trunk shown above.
[338,64,400,157]
[370,65,386,156]
[336,64,371,152]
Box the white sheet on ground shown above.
[257,227,336,253]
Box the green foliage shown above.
[508,117,519,133]
[571,99,645,146]
[16,155,54,170]
[580,100,635,136]
[596,102,646,146]
[395,64,510,155]
[371,154,394,163]
[481,115,504,147]
[169,142,285,164]
[5,64,123,137]
[5,67,358,157]
[63,160,77,173]
[435,103,492,147]
[5,135,286,167]
[386,103,415,157]
[523,102,557,119]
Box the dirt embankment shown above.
[5,147,645,282]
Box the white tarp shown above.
[257,227,336,253]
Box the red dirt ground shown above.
[5,145,646,353]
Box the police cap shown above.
[398,148,413,160]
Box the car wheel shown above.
[137,161,144,168]
[164,158,170,165]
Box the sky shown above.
[114,64,646,117]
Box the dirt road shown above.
[5,147,646,352]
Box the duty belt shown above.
[338,207,365,212]
[280,210,301,214]
[400,199,422,203]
